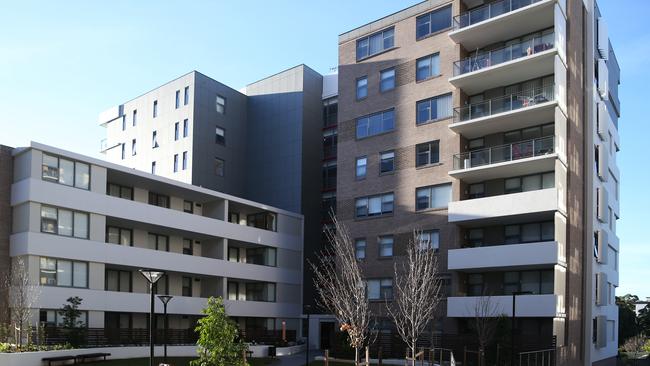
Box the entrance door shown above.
[319,322,335,350]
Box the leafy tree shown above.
[58,296,85,347]
[191,297,248,366]
[638,304,650,335]
[617,294,640,345]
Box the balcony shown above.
[447,294,560,317]
[450,32,555,94]
[448,188,558,223]
[450,0,555,49]
[451,85,557,139]
[450,136,556,183]
[449,241,560,271]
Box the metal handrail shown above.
[453,84,555,123]
[454,0,544,29]
[519,348,556,366]
[453,135,554,170]
[453,32,555,76]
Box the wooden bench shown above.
[75,352,111,363]
[41,355,76,366]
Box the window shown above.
[107,183,133,200]
[468,183,485,199]
[183,119,189,137]
[152,131,159,148]
[323,97,338,127]
[505,172,555,194]
[184,86,190,105]
[417,230,440,252]
[323,129,337,158]
[380,68,396,92]
[356,157,367,179]
[147,233,169,251]
[416,5,452,39]
[322,192,337,218]
[416,94,452,124]
[322,161,337,190]
[175,90,180,109]
[106,226,132,246]
[367,278,393,300]
[132,110,137,126]
[121,115,126,131]
[214,157,225,176]
[151,161,156,174]
[356,27,394,60]
[245,282,276,302]
[153,100,158,118]
[416,183,452,210]
[148,192,170,208]
[229,212,240,224]
[216,127,225,145]
[40,257,87,288]
[183,200,194,214]
[379,236,393,257]
[173,154,179,172]
[502,270,554,295]
[131,139,137,156]
[41,206,89,239]
[106,269,131,292]
[356,109,395,139]
[216,95,226,114]
[174,122,179,141]
[467,229,484,247]
[467,274,484,296]
[182,276,193,297]
[227,281,239,300]
[121,144,125,160]
[182,151,188,170]
[152,275,168,295]
[40,309,87,327]
[416,141,440,167]
[356,77,368,100]
[416,54,441,81]
[504,221,554,244]
[42,154,90,190]
[247,212,277,231]
[380,151,395,174]
[246,247,277,267]
[228,247,240,262]
[355,193,394,218]
[355,239,366,259]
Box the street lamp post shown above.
[157,295,174,365]
[511,291,532,366]
[304,304,312,366]
[139,269,165,366]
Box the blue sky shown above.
[1,1,648,296]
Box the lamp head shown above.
[157,295,174,305]
[139,269,165,284]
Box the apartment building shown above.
[337,0,621,365]
[2,142,304,343]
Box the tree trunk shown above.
[411,343,416,366]
[355,347,359,366]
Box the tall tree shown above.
[386,231,442,366]
[617,294,640,345]
[472,295,502,366]
[1,256,40,348]
[638,304,650,335]
[58,296,84,346]
[191,297,247,366]
[310,216,372,365]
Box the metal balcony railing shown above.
[454,0,544,29]
[453,84,555,123]
[453,136,554,170]
[453,32,554,76]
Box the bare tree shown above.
[471,295,501,366]
[310,216,372,365]
[386,231,443,366]
[1,256,40,348]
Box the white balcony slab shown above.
[450,101,557,139]
[448,188,558,223]
[447,294,560,317]
[10,232,302,285]
[37,286,301,318]
[448,241,560,271]
[450,0,555,50]
[449,49,556,95]
[449,153,557,183]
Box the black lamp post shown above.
[157,295,174,365]
[304,304,312,366]
[139,269,165,366]
[511,291,532,366]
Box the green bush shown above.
[0,342,13,353]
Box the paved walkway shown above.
[274,350,322,366]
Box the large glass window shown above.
[40,257,87,288]
[107,183,133,200]
[468,274,484,296]
[505,172,555,194]
[416,183,452,210]
[40,206,89,239]
[380,68,396,92]
[367,278,393,300]
[356,77,368,100]
[380,151,395,174]
[416,141,440,167]
[356,109,395,139]
[322,161,337,190]
[416,5,452,39]
[416,94,452,124]
[246,282,276,302]
[106,269,132,292]
[147,233,169,251]
[356,27,394,60]
[227,281,239,300]
[247,212,277,231]
[182,276,193,297]
[378,236,394,257]
[323,97,338,127]
[148,192,170,208]
[502,270,554,295]
[355,193,394,218]
[416,54,441,81]
[504,221,554,244]
[42,154,90,190]
[107,226,132,246]
[417,230,440,252]
[246,247,277,267]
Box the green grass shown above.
[84,357,275,366]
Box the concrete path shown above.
[273,350,322,366]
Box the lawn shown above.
[85,357,276,366]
